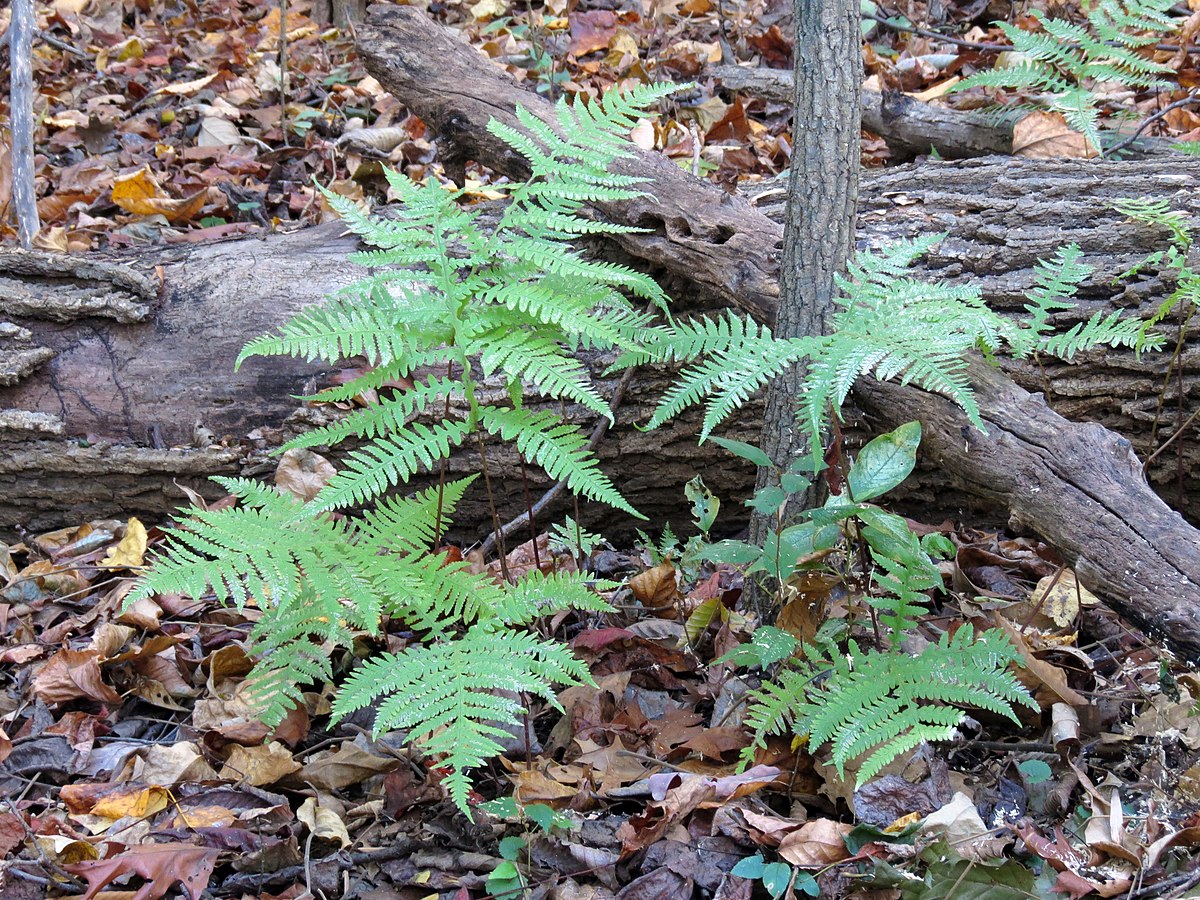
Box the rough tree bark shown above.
[752,0,861,551]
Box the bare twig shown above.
[1109,91,1200,153]
[9,0,41,248]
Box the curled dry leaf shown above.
[777,818,854,867]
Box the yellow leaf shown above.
[91,785,171,820]
[112,166,208,223]
[470,0,507,19]
[101,518,148,569]
[298,797,351,848]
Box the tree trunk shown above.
[9,0,40,248]
[752,0,861,552]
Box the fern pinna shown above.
[130,83,681,810]
[948,0,1176,153]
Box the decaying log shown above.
[856,363,1200,657]
[356,4,1200,509]
[708,63,1178,161]
[710,64,1013,160]
[354,5,1200,657]
[2,5,1200,656]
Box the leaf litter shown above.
[3,0,1200,896]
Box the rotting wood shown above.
[354,4,1200,658]
[1,8,1199,658]
[710,64,1014,160]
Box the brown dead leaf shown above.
[33,649,122,705]
[993,615,1086,707]
[630,562,678,613]
[298,796,351,848]
[1012,111,1098,159]
[219,741,302,786]
[778,818,854,867]
[112,165,207,223]
[274,448,336,502]
[65,843,219,900]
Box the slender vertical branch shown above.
[476,431,511,583]
[10,0,41,248]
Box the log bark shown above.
[710,64,1014,160]
[2,6,1200,656]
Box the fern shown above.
[949,0,1177,153]
[331,626,592,810]
[629,234,1146,467]
[741,625,1036,785]
[132,85,684,811]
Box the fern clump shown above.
[739,624,1035,784]
[627,233,1151,467]
[712,424,1037,784]
[948,0,1176,153]
[130,83,683,811]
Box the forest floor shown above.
[2,0,1200,897]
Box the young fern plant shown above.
[128,83,681,811]
[1113,197,1200,340]
[947,0,1176,153]
[714,424,1037,785]
[622,232,1153,469]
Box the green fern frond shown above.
[478,405,641,517]
[741,627,1034,785]
[313,419,473,511]
[331,626,593,810]
[491,570,617,626]
[283,375,461,452]
[471,328,613,420]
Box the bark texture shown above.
[2,6,1200,655]
[710,63,1176,160]
[711,64,1014,160]
[753,0,862,545]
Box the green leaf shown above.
[731,854,766,879]
[794,871,821,897]
[762,862,793,898]
[751,522,839,578]
[747,484,788,515]
[525,803,557,832]
[685,475,720,535]
[1018,759,1053,784]
[699,540,762,565]
[709,435,774,468]
[684,597,722,644]
[480,797,520,818]
[921,532,956,559]
[499,836,527,860]
[848,422,921,501]
[844,820,921,855]
[716,626,798,668]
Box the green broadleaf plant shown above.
[712,424,1038,785]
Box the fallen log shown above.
[2,7,1199,657]
[708,63,1178,161]
[710,64,1014,160]
[354,5,1200,657]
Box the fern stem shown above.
[476,429,512,583]
[518,459,543,572]
[432,361,455,549]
